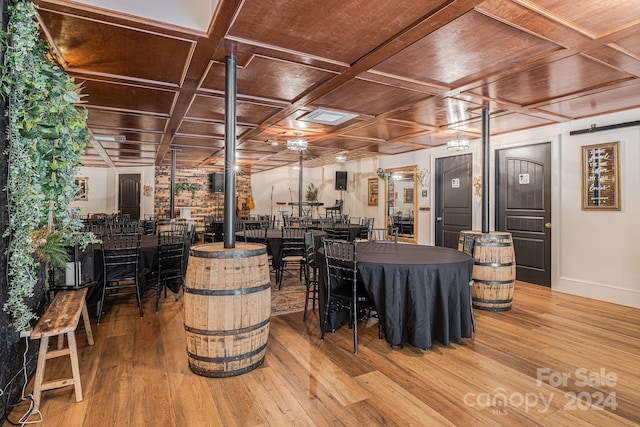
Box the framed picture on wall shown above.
[75,177,88,201]
[581,141,620,210]
[403,187,414,204]
[367,178,378,206]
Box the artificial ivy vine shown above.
[1,1,91,330]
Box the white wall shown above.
[72,166,155,219]
[251,157,380,224]
[254,108,640,308]
[489,109,640,308]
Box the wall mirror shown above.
[384,165,418,243]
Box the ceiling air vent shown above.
[301,109,358,126]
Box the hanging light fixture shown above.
[447,133,470,151]
[286,131,308,151]
[335,154,346,163]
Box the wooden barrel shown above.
[183,242,271,377]
[458,230,516,312]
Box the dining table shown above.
[86,234,191,303]
[311,224,366,241]
[318,241,474,350]
[237,228,327,271]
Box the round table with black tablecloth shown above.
[318,241,474,350]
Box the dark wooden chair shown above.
[156,231,186,311]
[99,232,142,324]
[321,239,381,354]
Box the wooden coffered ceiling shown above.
[35,0,640,172]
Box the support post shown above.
[298,154,303,217]
[482,106,490,233]
[223,55,237,248]
[170,149,176,220]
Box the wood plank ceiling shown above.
[35,0,640,172]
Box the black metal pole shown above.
[482,106,490,233]
[170,149,176,220]
[298,153,303,217]
[223,55,237,248]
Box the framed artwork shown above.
[75,177,88,201]
[581,141,620,210]
[403,187,414,204]
[368,178,378,206]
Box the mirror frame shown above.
[384,165,418,244]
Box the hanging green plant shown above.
[1,1,94,331]
[175,182,202,199]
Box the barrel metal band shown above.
[475,261,515,267]
[184,282,270,296]
[473,297,513,304]
[473,279,515,285]
[185,318,269,336]
[475,242,512,247]
[187,342,267,364]
[189,358,264,378]
[190,246,266,259]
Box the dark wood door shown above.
[118,174,141,220]
[435,154,472,249]
[496,143,551,286]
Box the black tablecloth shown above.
[318,242,474,349]
[89,235,190,302]
[238,229,326,270]
[311,224,365,241]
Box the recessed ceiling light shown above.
[270,140,279,147]
[301,109,358,126]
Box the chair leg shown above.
[97,283,107,324]
[155,279,161,312]
[135,281,143,318]
[352,298,358,354]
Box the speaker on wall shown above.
[335,171,348,191]
[212,172,224,194]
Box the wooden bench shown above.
[30,287,94,410]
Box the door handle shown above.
[544,222,552,229]
[436,216,443,222]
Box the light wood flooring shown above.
[5,281,640,426]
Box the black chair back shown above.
[156,231,186,311]
[99,232,143,323]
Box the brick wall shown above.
[154,167,252,225]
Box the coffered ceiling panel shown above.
[468,54,635,106]
[526,0,640,37]
[86,110,168,133]
[78,79,177,114]
[341,121,428,141]
[33,0,640,171]
[314,78,431,116]
[536,81,640,118]
[226,0,449,64]
[186,95,283,125]
[37,9,194,85]
[200,56,336,103]
[372,10,562,87]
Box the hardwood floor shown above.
[5,281,640,426]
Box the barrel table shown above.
[458,230,516,311]
[183,242,271,377]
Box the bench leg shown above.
[32,337,49,410]
[81,301,95,346]
[67,331,83,402]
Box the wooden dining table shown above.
[318,241,474,350]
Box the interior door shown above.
[496,143,551,286]
[118,174,141,220]
[435,154,472,248]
